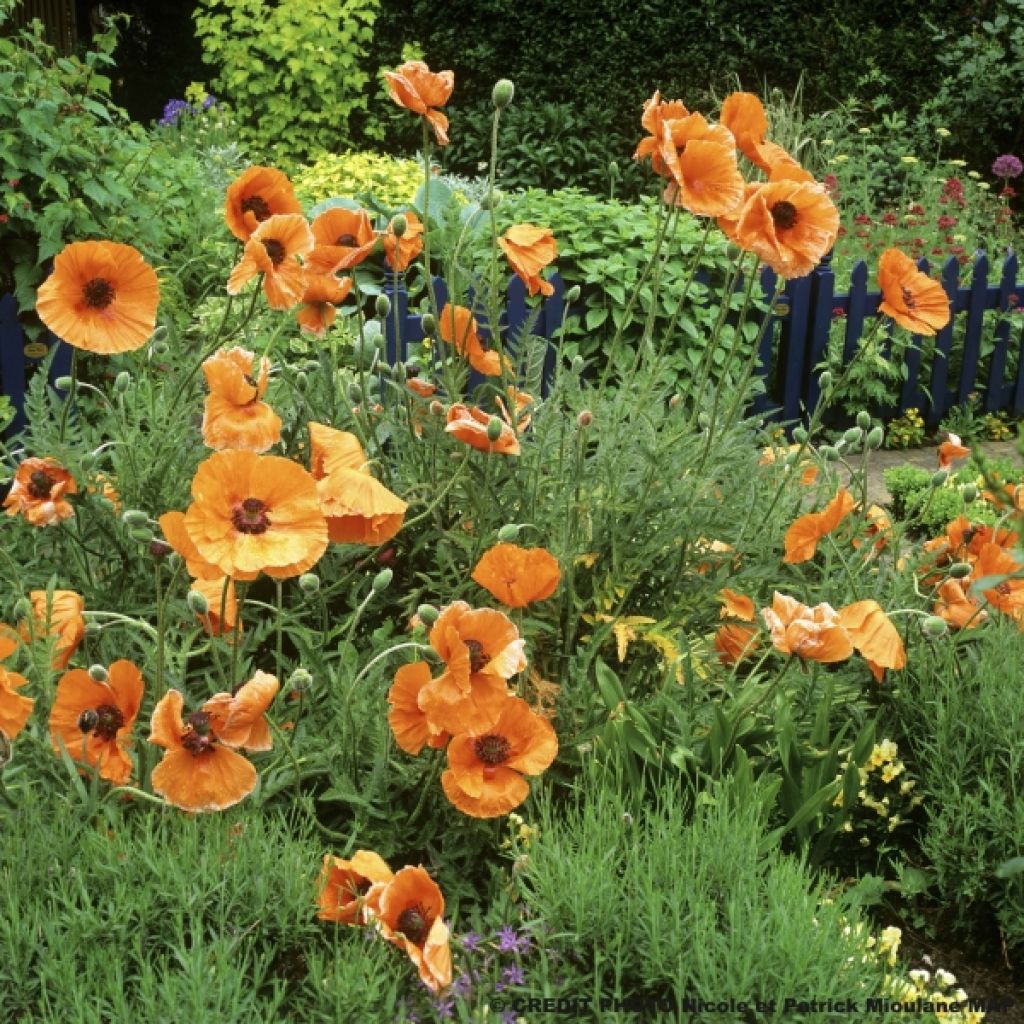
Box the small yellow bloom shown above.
[967,170,981,179]
[901,155,918,164]
[935,127,951,138]
[948,159,967,168]
[978,182,991,190]
[822,138,835,146]
[858,127,872,135]
[832,155,850,164]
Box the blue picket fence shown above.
[3,248,1023,438]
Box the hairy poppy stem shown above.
[57,348,78,444]
[421,124,441,322]
[275,579,284,682]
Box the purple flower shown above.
[158,98,192,127]
[501,1013,517,1024]
[502,964,526,986]
[451,972,473,998]
[202,94,219,110]
[494,925,530,955]
[460,931,483,953]
[432,996,455,1020]
[992,154,1023,179]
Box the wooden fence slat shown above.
[926,258,963,427]
[957,251,989,406]
[986,250,1018,412]
[778,274,813,422]
[803,254,835,415]
[841,261,869,367]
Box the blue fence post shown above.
[957,250,989,407]
[382,273,409,367]
[986,250,1018,412]
[803,251,835,416]
[539,273,565,398]
[778,274,813,425]
[748,266,782,421]
[897,257,931,414]
[926,257,963,428]
[0,293,25,437]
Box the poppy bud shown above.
[295,371,308,392]
[287,667,313,692]
[122,509,149,528]
[784,450,800,467]
[492,78,515,109]
[375,294,391,319]
[961,482,978,502]
[390,214,407,238]
[843,427,863,445]
[856,411,872,430]
[54,376,74,391]
[949,562,972,579]
[570,355,585,375]
[577,410,593,428]
[392,362,406,383]
[497,524,521,541]
[792,427,809,443]
[486,416,503,441]
[152,340,170,356]
[12,598,31,621]
[298,573,320,594]
[114,371,132,393]
[87,664,108,683]
[429,399,445,416]
[79,452,97,471]
[931,469,949,487]
[818,371,832,390]
[480,189,504,211]
[372,568,393,592]
[128,526,153,543]
[186,589,209,615]
[416,603,439,625]
[608,160,620,180]
[166,552,182,571]
[149,540,172,559]
[821,446,840,461]
[866,426,885,449]
[922,615,948,638]
[85,621,102,637]
[348,383,364,404]
[565,285,581,303]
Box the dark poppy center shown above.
[474,734,511,766]
[770,200,798,231]
[335,233,358,247]
[263,239,286,266]
[182,711,214,756]
[464,638,488,674]
[397,904,430,945]
[27,470,55,499]
[82,277,116,309]
[901,286,916,310]
[241,195,271,222]
[232,497,271,535]
[90,703,125,741]
[996,581,1012,596]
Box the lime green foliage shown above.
[903,486,997,536]
[885,408,926,450]
[888,619,1024,955]
[193,0,379,163]
[882,465,932,518]
[293,150,422,210]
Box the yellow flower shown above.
[978,182,991,190]
[858,127,872,135]
[935,127,951,138]
[901,155,918,164]
[822,138,835,146]
[967,170,981,179]
[832,155,850,164]
[947,159,967,168]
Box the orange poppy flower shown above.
[149,689,258,812]
[3,457,77,527]
[296,274,353,336]
[634,91,690,172]
[877,248,951,335]
[383,60,455,146]
[87,472,121,514]
[317,850,394,925]
[972,543,1024,621]
[783,487,856,564]
[224,166,303,243]
[837,600,906,673]
[227,214,313,310]
[201,347,282,453]
[719,92,769,167]
[35,240,160,354]
[383,211,425,273]
[22,589,84,669]
[202,670,279,751]
[760,143,815,184]
[438,304,505,376]
[714,588,759,665]
[934,579,987,630]
[406,376,437,399]
[387,661,450,755]
[418,601,525,734]
[158,510,255,583]
[190,575,240,636]
[937,432,970,471]
[48,660,144,784]
[494,387,534,435]
[661,137,745,218]
[183,450,328,579]
[0,666,33,740]
[921,516,1018,570]
[718,182,763,244]
[372,865,452,993]
[308,423,369,477]
[306,207,379,274]
[0,626,18,662]
[446,404,521,456]
[761,592,854,663]
[471,543,560,608]
[735,180,839,278]
[441,695,558,818]
[498,225,557,298]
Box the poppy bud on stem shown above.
[416,603,439,625]
[497,524,521,541]
[486,417,503,441]
[949,562,972,579]
[577,410,593,428]
[88,664,108,683]
[390,215,407,238]
[375,295,391,319]
[186,590,209,616]
[372,568,393,592]
[961,483,978,502]
[922,615,948,638]
[420,313,436,335]
[866,426,885,449]
[565,285,581,304]
[298,573,320,595]
[492,79,515,109]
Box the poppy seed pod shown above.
[949,562,972,579]
[565,285,581,304]
[298,573,320,594]
[54,376,74,392]
[792,427,809,443]
[497,524,521,541]
[821,446,840,461]
[390,214,407,238]
[416,603,439,625]
[843,427,863,445]
[961,483,979,502]
[486,416,503,441]
[122,509,149,528]
[87,664,108,683]
[372,568,393,592]
[420,313,436,335]
[856,411,872,430]
[931,469,949,487]
[866,426,885,449]
[114,371,132,393]
[492,79,515,109]
[577,410,593,428]
[186,589,209,615]
[480,189,504,211]
[375,294,391,318]
[922,615,948,638]
[128,526,153,543]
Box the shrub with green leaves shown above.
[292,150,423,212]
[193,0,379,164]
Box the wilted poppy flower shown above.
[3,457,77,527]
[149,689,258,812]
[35,240,160,354]
[86,472,121,514]
[306,207,379,274]
[383,211,424,272]
[372,865,452,992]
[418,601,525,734]
[0,666,33,740]
[407,376,437,399]
[224,166,303,242]
[441,696,558,818]
[446,404,521,456]
[183,450,328,578]
[438,304,505,376]
[318,850,394,925]
[499,225,557,297]
[937,432,969,470]
[388,661,450,755]
[384,60,455,146]
[761,592,854,663]
[933,579,986,630]
[227,214,313,310]
[877,248,951,335]
[783,487,856,564]
[735,180,839,278]
[720,92,769,167]
[202,347,282,453]
[202,670,279,751]
[471,544,560,608]
[22,589,84,669]
[852,504,893,554]
[837,600,906,675]
[296,274,353,335]
[49,660,144,784]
